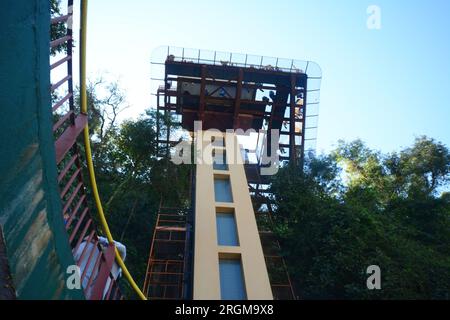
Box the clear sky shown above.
[79,0,450,154]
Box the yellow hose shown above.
[80,0,147,300]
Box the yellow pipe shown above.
[80,0,147,300]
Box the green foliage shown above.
[270,137,450,299]
[73,79,191,298]
[50,0,67,56]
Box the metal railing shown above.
[50,0,123,300]
[152,46,323,76]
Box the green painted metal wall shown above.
[0,0,84,299]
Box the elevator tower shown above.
[143,47,322,300]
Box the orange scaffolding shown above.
[143,208,190,299]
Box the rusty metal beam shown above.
[51,14,71,24]
[169,76,279,91]
[52,110,74,132]
[90,244,116,300]
[51,74,71,92]
[50,35,72,48]
[50,55,72,70]
[54,114,87,164]
[164,89,292,107]
[52,92,73,112]
[290,74,296,164]
[300,80,308,169]
[198,65,207,122]
[233,68,244,129]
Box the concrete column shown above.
[193,132,272,300]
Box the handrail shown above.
[79,0,147,300]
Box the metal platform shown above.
[151,46,322,167]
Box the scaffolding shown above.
[143,208,190,299]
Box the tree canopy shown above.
[270,137,450,299]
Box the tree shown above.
[270,137,450,299]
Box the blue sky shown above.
[80,0,450,154]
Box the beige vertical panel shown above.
[193,150,221,299]
[193,132,273,300]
